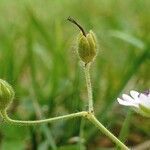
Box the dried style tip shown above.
[0,79,14,110]
[67,17,97,64]
[67,16,86,36]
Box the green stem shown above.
[1,110,87,126]
[79,118,85,150]
[83,63,129,149]
[84,63,94,113]
[88,114,129,150]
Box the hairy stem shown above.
[84,63,129,149]
[84,63,94,113]
[87,114,129,150]
[1,110,87,126]
[1,109,129,149]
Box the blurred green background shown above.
[0,0,149,149]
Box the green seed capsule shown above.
[67,17,97,63]
[78,30,97,63]
[0,79,14,110]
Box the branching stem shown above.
[0,109,129,149]
[0,18,130,149]
[0,110,87,126]
[83,63,129,149]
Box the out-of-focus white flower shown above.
[117,90,150,117]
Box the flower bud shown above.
[78,30,97,63]
[0,79,14,110]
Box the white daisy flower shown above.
[117,90,150,117]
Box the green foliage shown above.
[0,0,149,149]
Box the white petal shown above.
[117,98,139,107]
[139,94,148,101]
[130,90,140,101]
[122,94,135,102]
